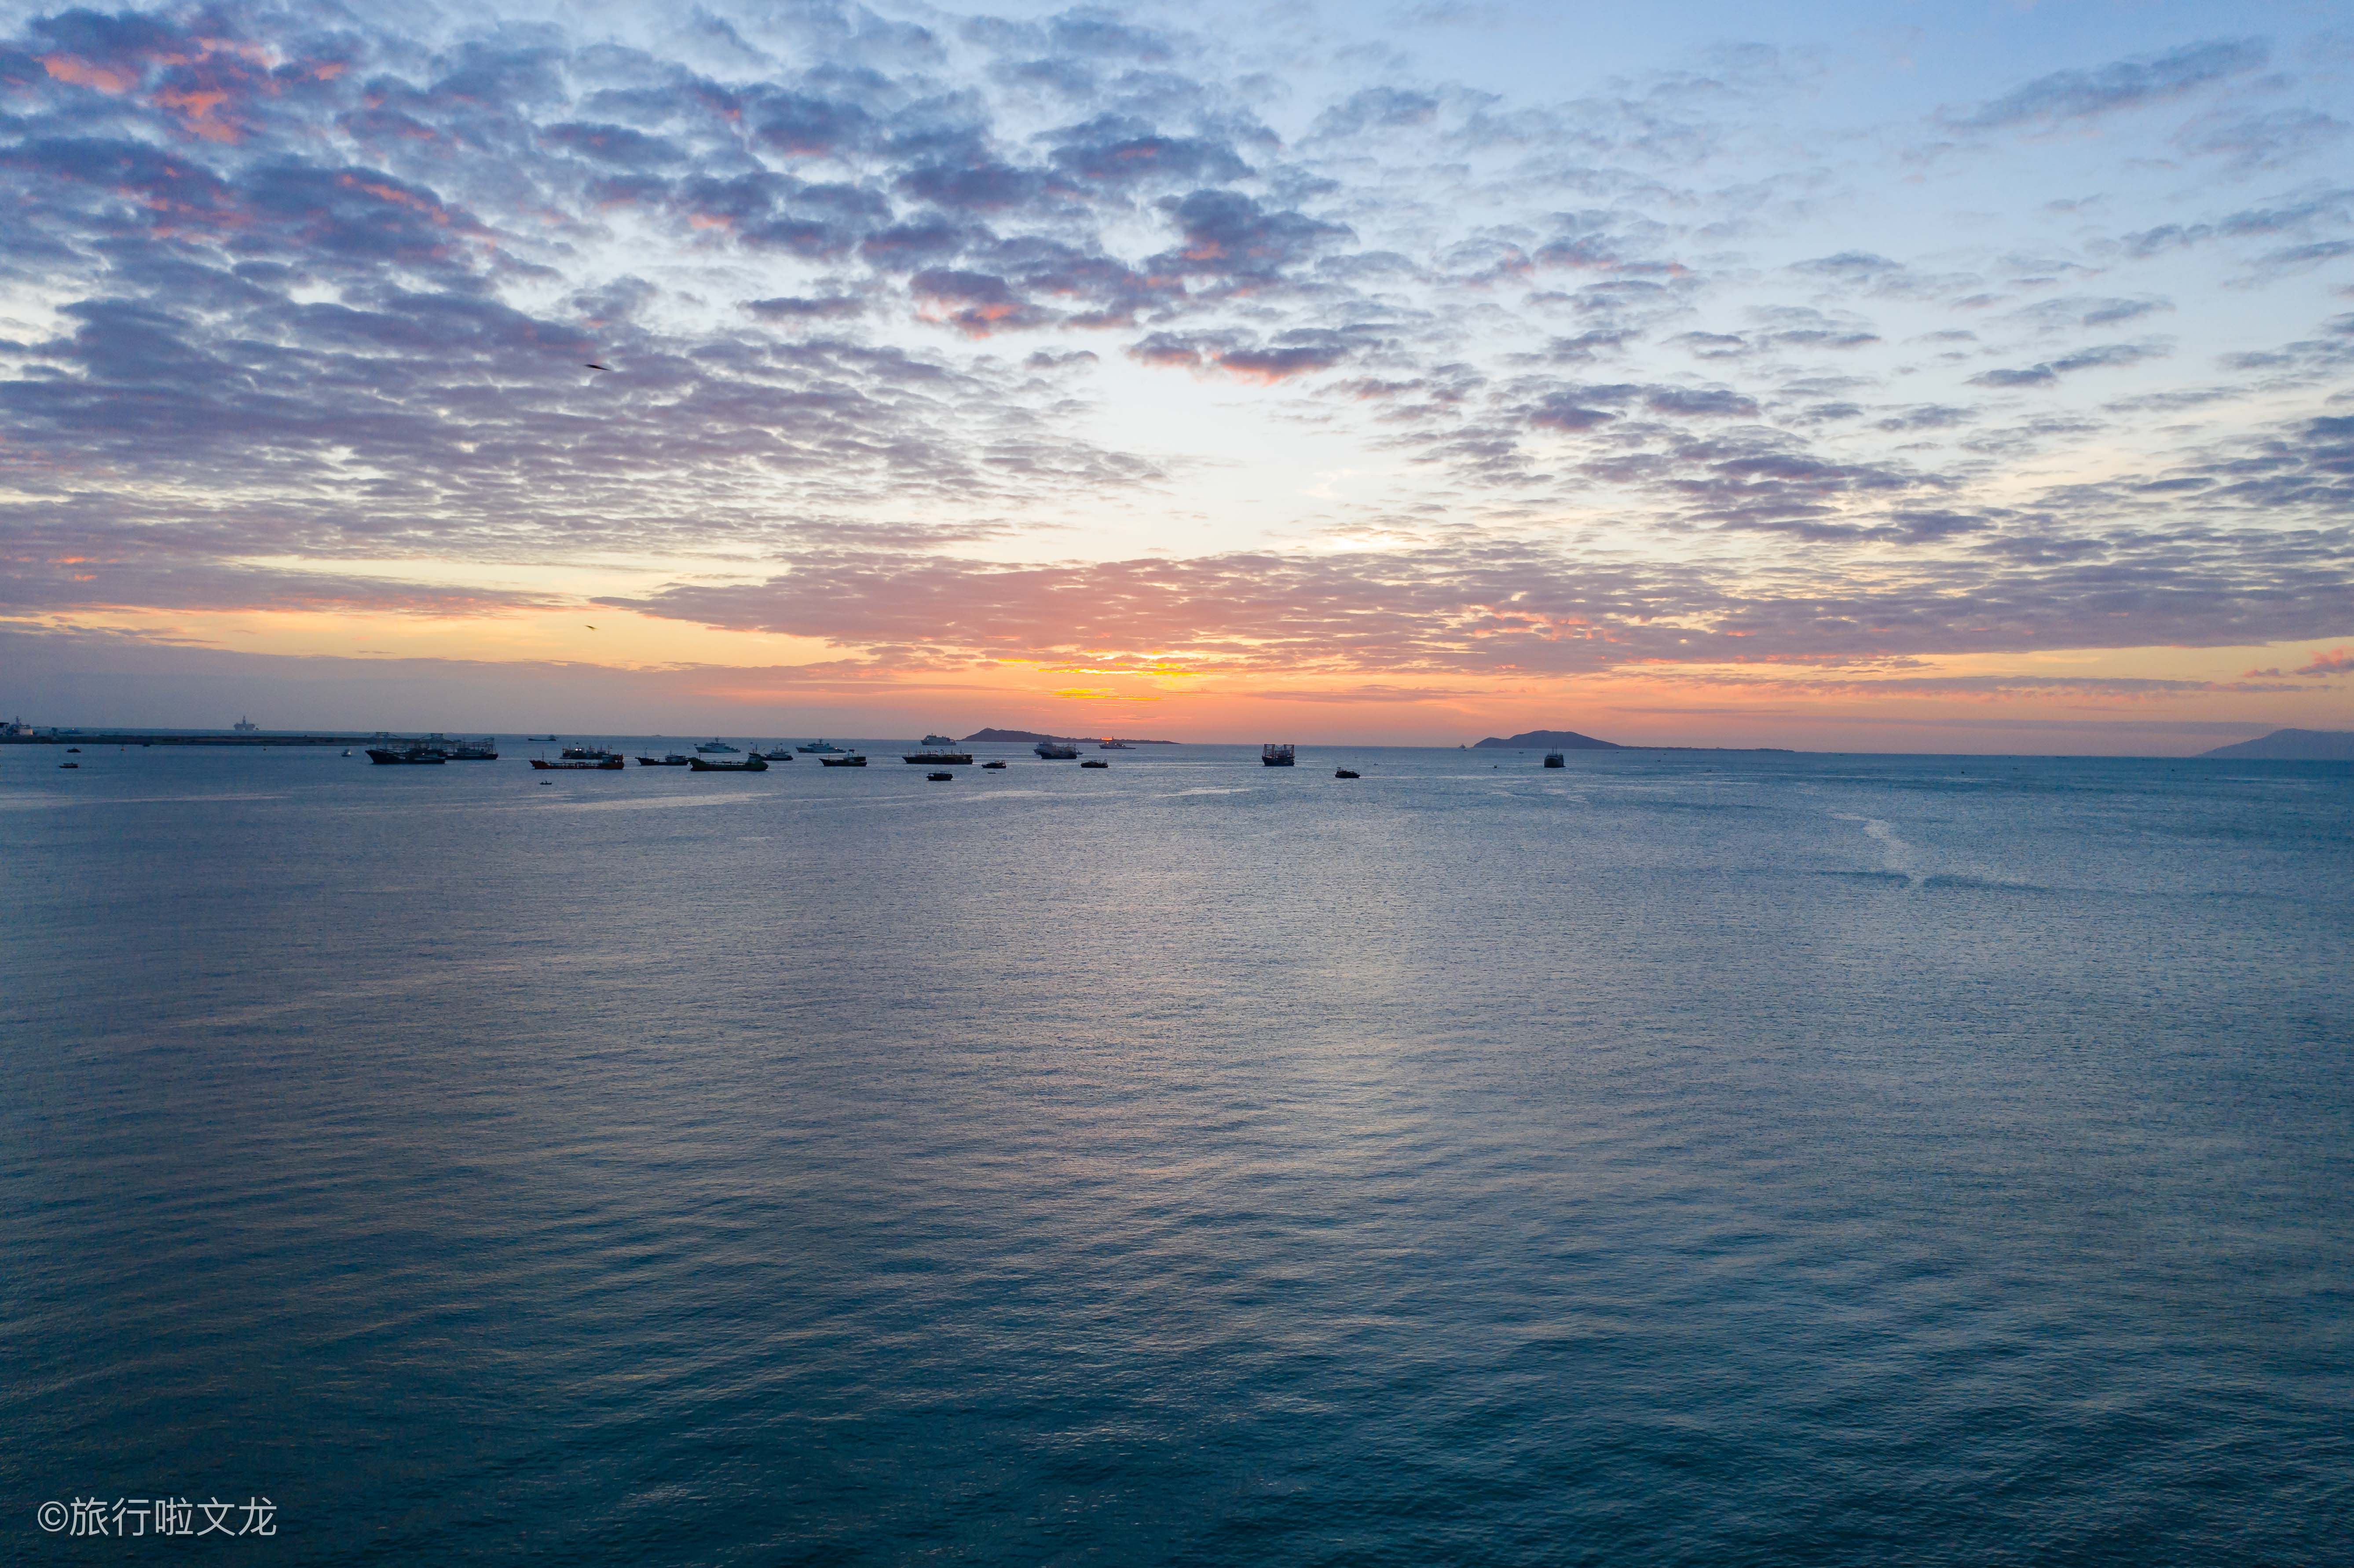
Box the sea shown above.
[2,740,2348,1564]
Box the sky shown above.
[1,0,2350,750]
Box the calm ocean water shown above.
[3,741,2348,1563]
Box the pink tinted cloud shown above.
[2293,647,2352,676]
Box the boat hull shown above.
[530,758,623,770]
[688,757,769,771]
[368,748,446,764]
[903,753,973,764]
[819,756,868,767]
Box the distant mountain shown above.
[2199,728,2354,760]
[961,728,1176,744]
[1472,729,1622,750]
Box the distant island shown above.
[962,728,1179,744]
[2200,728,2354,760]
[1472,730,1622,750]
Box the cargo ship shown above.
[1261,744,1295,767]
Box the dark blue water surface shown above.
[4,742,2349,1563]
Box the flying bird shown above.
[586,624,597,630]
[585,362,609,371]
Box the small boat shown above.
[1261,744,1295,767]
[927,771,953,782]
[688,754,768,771]
[342,749,352,757]
[1080,759,1109,769]
[981,760,1007,770]
[1335,768,1359,779]
[65,747,81,753]
[922,734,956,746]
[904,750,973,765]
[637,754,691,766]
[797,739,846,754]
[1543,751,1564,768]
[59,762,77,769]
[696,739,740,754]
[819,754,868,767]
[1034,741,1078,759]
[754,746,796,761]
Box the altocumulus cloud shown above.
[0,0,2347,683]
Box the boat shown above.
[1335,768,1359,779]
[1261,744,1295,767]
[367,746,447,764]
[1034,741,1079,759]
[1098,740,1131,750]
[797,739,846,753]
[903,750,973,765]
[1080,759,1109,769]
[59,762,77,769]
[233,716,260,733]
[1543,751,1564,768]
[65,747,81,753]
[342,749,351,757]
[534,744,622,770]
[696,739,740,754]
[927,771,954,782]
[819,754,867,767]
[922,734,956,746]
[754,746,796,761]
[530,735,558,743]
[445,739,498,760]
[981,760,1007,770]
[637,753,691,766]
[688,754,768,771]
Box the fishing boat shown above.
[534,745,622,771]
[368,745,448,764]
[1543,751,1565,768]
[1335,768,1359,779]
[819,754,867,768]
[797,739,846,754]
[695,739,740,754]
[1080,759,1109,769]
[688,754,768,771]
[637,753,691,766]
[1261,744,1295,767]
[445,739,498,760]
[1034,741,1079,759]
[903,750,973,765]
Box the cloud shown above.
[1970,342,2171,387]
[2295,647,2353,677]
[1947,39,2267,132]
